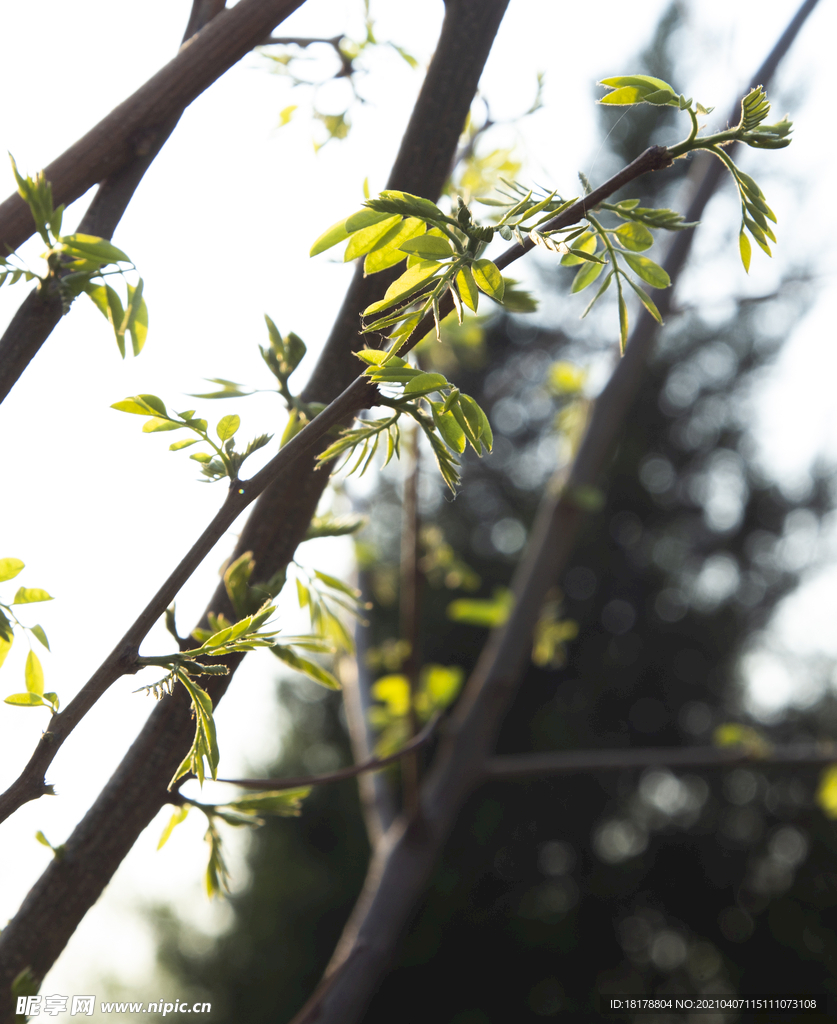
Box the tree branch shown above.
[218,712,441,791]
[484,743,837,779]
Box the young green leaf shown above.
[625,275,663,325]
[344,215,402,262]
[403,372,448,397]
[471,259,504,302]
[363,217,426,274]
[617,282,629,353]
[363,260,441,317]
[0,557,25,582]
[157,805,190,850]
[125,280,148,356]
[312,570,361,599]
[309,211,360,256]
[455,267,479,312]
[216,415,240,441]
[399,235,454,260]
[365,190,446,223]
[57,233,131,265]
[30,625,50,651]
[739,230,752,273]
[25,650,44,695]
[621,253,670,289]
[0,634,12,670]
[4,692,45,707]
[614,221,654,252]
[223,789,310,816]
[560,232,597,266]
[571,259,605,293]
[272,645,340,689]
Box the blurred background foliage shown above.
[153,6,837,1020]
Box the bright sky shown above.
[1,0,835,1008]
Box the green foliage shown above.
[447,587,513,629]
[1,559,57,713]
[34,829,65,859]
[600,79,791,272]
[815,765,837,820]
[712,722,772,758]
[368,664,464,756]
[316,349,493,493]
[304,512,368,541]
[419,525,481,592]
[111,393,272,483]
[292,563,370,657]
[158,787,310,897]
[5,155,148,356]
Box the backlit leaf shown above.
[0,558,24,582]
[25,650,44,695]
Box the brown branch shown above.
[485,744,837,779]
[219,712,441,791]
[287,6,821,1021]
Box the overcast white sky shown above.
[1,0,835,1009]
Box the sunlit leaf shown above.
[0,558,25,582]
[25,650,44,695]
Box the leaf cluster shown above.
[158,787,309,897]
[1,558,56,713]
[316,347,494,493]
[111,393,271,483]
[6,155,148,356]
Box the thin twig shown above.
[484,744,837,779]
[288,6,821,1021]
[219,712,441,791]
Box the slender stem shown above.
[219,712,441,791]
[667,126,742,160]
